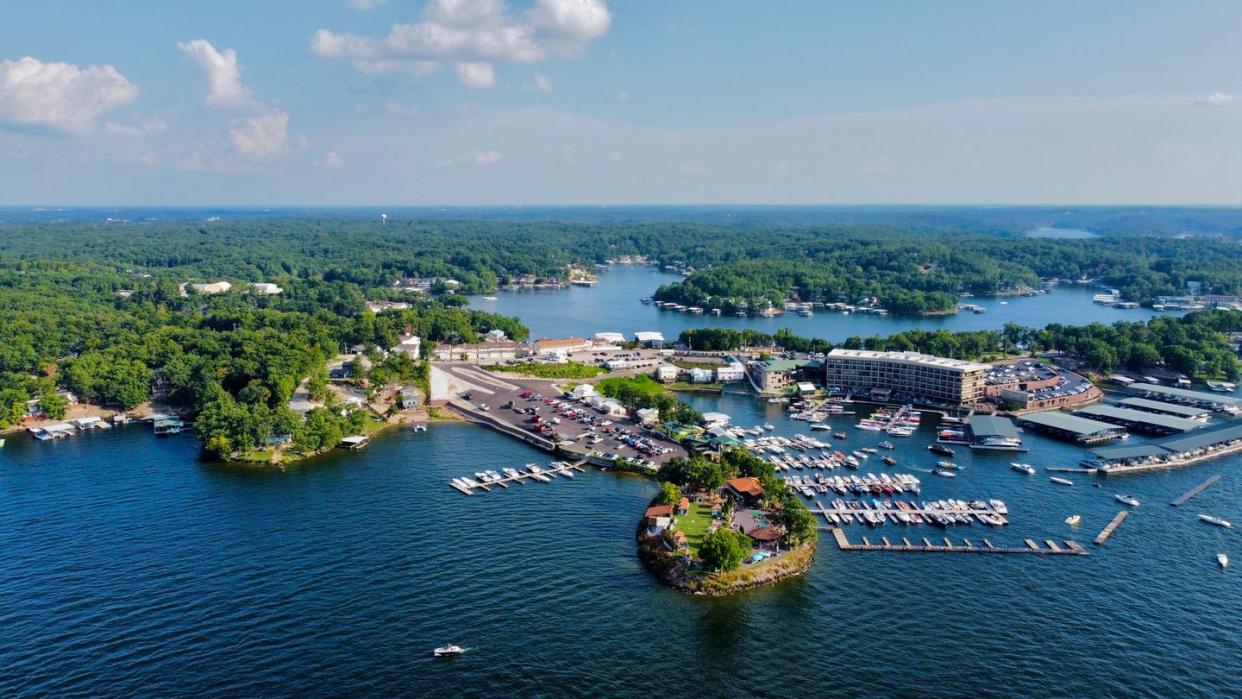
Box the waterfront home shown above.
[593,331,626,346]
[645,504,674,531]
[714,362,746,383]
[689,368,714,383]
[634,331,665,348]
[724,477,765,505]
[655,364,680,383]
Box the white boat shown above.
[810,423,832,431]
[482,296,499,301]
[1219,553,1230,569]
[561,468,575,478]
[1050,477,1074,486]
[1199,514,1233,528]
[1010,463,1035,475]
[434,645,464,657]
[989,499,1008,515]
[763,423,775,431]
[1115,494,1140,507]
[1065,515,1081,526]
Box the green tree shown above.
[38,390,68,420]
[656,482,683,506]
[699,528,752,572]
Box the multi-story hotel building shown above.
[822,349,988,405]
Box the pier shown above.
[1093,510,1129,545]
[1170,475,1221,507]
[449,461,587,495]
[831,528,1086,555]
[814,502,1006,527]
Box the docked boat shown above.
[1065,515,1081,526]
[878,441,895,450]
[989,499,1008,515]
[1199,514,1233,528]
[932,468,957,478]
[434,645,464,657]
[1050,477,1074,486]
[1115,494,1140,507]
[763,423,775,431]
[1220,553,1230,569]
[1010,463,1035,475]
[928,444,955,457]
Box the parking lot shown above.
[440,364,687,468]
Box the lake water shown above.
[2,400,1239,696]
[474,266,1169,340]
[1,267,1235,697]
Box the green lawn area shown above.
[484,361,605,379]
[671,502,715,554]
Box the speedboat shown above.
[1065,515,1081,526]
[1220,553,1230,569]
[1115,494,1140,507]
[1010,463,1036,475]
[434,645,464,657]
[811,423,832,431]
[881,455,896,466]
[1050,477,1074,486]
[763,423,775,431]
[937,460,958,470]
[1199,514,1233,528]
[928,444,955,457]
[932,468,957,478]
[989,499,1008,515]
[878,441,895,450]
[833,432,847,440]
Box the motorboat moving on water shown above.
[1050,477,1074,486]
[1115,494,1140,507]
[1010,462,1035,475]
[928,444,956,457]
[1219,553,1230,569]
[434,645,464,657]
[1199,514,1233,528]
[1065,515,1081,526]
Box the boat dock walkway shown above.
[1170,475,1221,507]
[1093,510,1129,545]
[830,528,1086,555]
[1045,467,1098,474]
[450,461,587,496]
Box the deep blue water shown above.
[475,265,1172,341]
[1,400,1239,697]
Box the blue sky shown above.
[2,0,1242,205]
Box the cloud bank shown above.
[0,57,138,134]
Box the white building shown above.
[249,282,283,295]
[634,331,665,348]
[655,364,680,383]
[689,368,715,383]
[391,334,421,358]
[636,407,660,425]
[715,362,746,383]
[701,411,731,427]
[823,349,989,405]
[366,300,411,313]
[485,329,507,342]
[190,281,232,295]
[593,331,626,345]
[572,384,597,400]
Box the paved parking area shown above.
[440,363,687,467]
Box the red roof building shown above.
[725,477,764,500]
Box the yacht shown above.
[434,645,464,657]
[989,499,1008,515]
[1050,477,1074,486]
[1114,494,1140,507]
[833,432,847,440]
[1010,463,1036,475]
[1219,553,1230,569]
[1199,514,1233,528]
[811,423,832,431]
[881,455,896,466]
[932,468,957,478]
[928,444,955,457]
[878,441,895,450]
[1065,515,1081,526]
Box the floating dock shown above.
[1170,475,1221,507]
[450,461,587,495]
[831,528,1085,555]
[1094,510,1129,545]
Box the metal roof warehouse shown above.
[1073,404,1205,435]
[1014,411,1126,444]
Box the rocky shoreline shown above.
[637,531,815,597]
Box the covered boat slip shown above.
[1073,404,1205,435]
[1014,411,1126,444]
[1123,383,1242,412]
[1087,422,1242,471]
[1114,396,1211,420]
[965,414,1025,451]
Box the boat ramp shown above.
[830,528,1086,556]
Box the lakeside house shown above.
[724,476,765,505]
[656,364,680,383]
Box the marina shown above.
[812,498,1010,527]
[449,461,587,495]
[830,528,1087,555]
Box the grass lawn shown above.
[671,502,715,554]
[485,361,605,379]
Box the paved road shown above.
[439,363,687,467]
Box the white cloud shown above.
[456,61,495,88]
[178,39,249,108]
[104,118,166,137]
[532,73,553,92]
[0,57,138,134]
[527,0,612,41]
[473,149,503,164]
[346,0,387,9]
[230,110,289,158]
[315,151,345,168]
[1200,91,1237,106]
[310,0,611,86]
